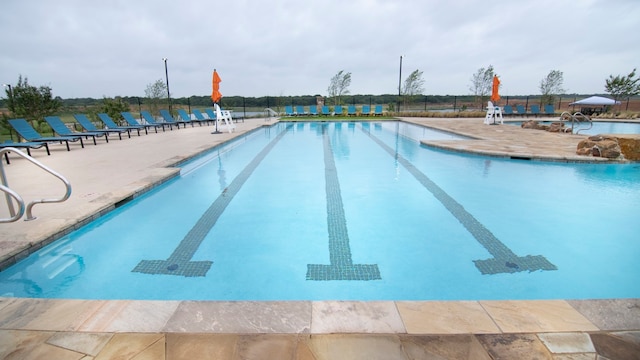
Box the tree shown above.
[605,68,640,101]
[402,69,425,109]
[145,79,167,116]
[2,75,61,130]
[469,65,494,109]
[539,70,565,105]
[101,97,130,124]
[327,70,351,106]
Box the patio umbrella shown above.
[211,69,222,104]
[211,69,222,134]
[490,75,500,103]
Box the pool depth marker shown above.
[132,125,290,277]
[362,125,557,275]
[306,125,381,281]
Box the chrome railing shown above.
[560,111,593,134]
[0,147,72,222]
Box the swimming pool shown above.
[1,121,639,301]
[506,120,640,135]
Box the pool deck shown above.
[1,117,639,359]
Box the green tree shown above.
[539,70,565,105]
[402,69,425,109]
[605,68,640,101]
[327,70,351,106]
[145,79,167,116]
[2,75,61,131]
[101,97,130,124]
[469,65,494,109]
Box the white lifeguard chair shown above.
[214,104,236,133]
[484,101,503,125]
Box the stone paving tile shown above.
[537,332,596,354]
[590,332,640,360]
[307,334,407,360]
[396,301,500,334]
[93,333,164,360]
[166,334,239,359]
[399,335,492,360]
[0,298,102,331]
[476,333,553,360]
[567,299,640,331]
[310,301,405,334]
[480,300,599,333]
[73,300,181,332]
[164,301,311,333]
[46,331,113,357]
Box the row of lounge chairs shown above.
[284,105,384,117]
[502,104,555,117]
[1,109,224,164]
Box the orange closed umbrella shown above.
[211,69,222,103]
[490,75,500,103]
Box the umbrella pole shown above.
[211,101,222,134]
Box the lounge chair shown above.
[140,111,173,131]
[45,116,107,145]
[177,109,205,126]
[8,118,84,151]
[361,105,371,116]
[73,114,128,140]
[530,105,540,117]
[121,112,163,133]
[309,105,318,116]
[502,105,514,117]
[284,106,295,116]
[191,109,213,125]
[296,105,307,116]
[373,105,383,116]
[160,109,190,128]
[204,108,218,122]
[0,141,50,164]
[347,105,357,116]
[321,105,330,116]
[334,105,343,116]
[97,113,142,136]
[515,105,527,117]
[544,104,555,116]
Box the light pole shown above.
[162,58,172,114]
[3,84,14,141]
[398,55,403,114]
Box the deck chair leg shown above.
[44,143,50,155]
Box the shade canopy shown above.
[568,96,620,106]
[490,75,500,103]
[211,70,222,103]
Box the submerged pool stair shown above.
[0,147,72,223]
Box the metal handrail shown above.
[0,183,25,223]
[0,147,72,222]
[559,111,593,134]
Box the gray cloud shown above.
[1,0,638,99]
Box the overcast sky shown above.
[1,0,638,100]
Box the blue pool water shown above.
[1,121,639,301]
[506,120,640,135]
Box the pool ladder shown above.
[0,147,72,223]
[559,111,593,134]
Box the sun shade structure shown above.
[569,96,621,106]
[211,70,222,103]
[490,75,500,103]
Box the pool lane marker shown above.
[306,125,381,281]
[362,126,557,275]
[132,125,291,277]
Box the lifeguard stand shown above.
[484,101,503,125]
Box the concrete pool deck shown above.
[0,117,638,359]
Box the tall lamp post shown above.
[162,58,172,114]
[398,55,403,114]
[3,84,14,141]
